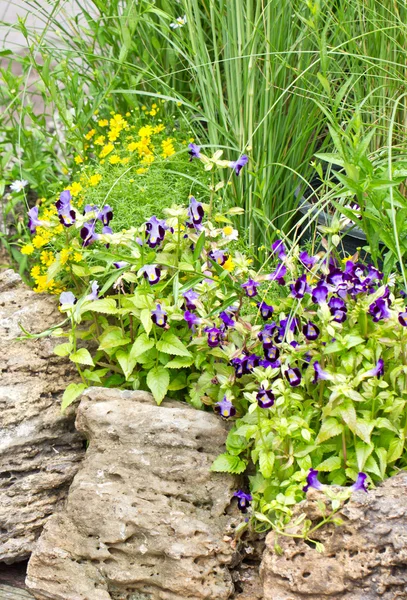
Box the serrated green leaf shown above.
[211,453,247,474]
[69,347,94,366]
[116,348,137,380]
[85,298,117,314]
[354,419,374,444]
[387,436,404,463]
[146,366,169,405]
[140,308,152,335]
[166,356,194,369]
[340,398,357,433]
[317,455,342,471]
[98,327,130,351]
[167,372,187,391]
[355,441,374,470]
[53,342,73,357]
[130,333,154,359]
[259,450,275,478]
[156,332,191,357]
[315,418,343,443]
[61,383,87,413]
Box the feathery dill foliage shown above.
[3,0,407,247]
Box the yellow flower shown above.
[141,105,147,111]
[121,157,130,165]
[74,155,83,164]
[138,125,153,138]
[21,244,35,255]
[189,137,195,143]
[98,119,109,127]
[149,109,157,116]
[32,235,48,249]
[54,224,64,234]
[109,155,121,165]
[60,248,71,265]
[30,265,41,279]
[127,141,138,152]
[153,124,165,134]
[108,128,120,142]
[141,154,155,166]
[99,143,114,158]
[40,250,55,266]
[84,129,96,140]
[73,252,83,262]
[94,135,106,146]
[161,137,175,158]
[136,167,147,174]
[110,114,128,130]
[223,255,235,272]
[152,103,157,109]
[89,174,102,186]
[69,182,83,196]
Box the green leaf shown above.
[341,399,357,433]
[354,419,374,444]
[345,335,365,350]
[166,356,194,369]
[315,418,343,443]
[116,349,137,380]
[140,308,152,335]
[85,298,117,314]
[130,333,154,359]
[387,436,404,463]
[168,372,187,391]
[317,455,342,472]
[193,231,206,261]
[61,383,87,413]
[146,366,170,405]
[69,348,94,366]
[156,332,191,357]
[355,441,374,470]
[53,342,73,357]
[98,327,130,351]
[211,453,247,474]
[259,451,275,478]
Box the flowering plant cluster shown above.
[23,174,407,532]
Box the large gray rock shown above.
[26,388,239,600]
[0,269,84,563]
[261,471,407,600]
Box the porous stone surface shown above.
[0,269,84,563]
[261,471,407,600]
[26,387,239,600]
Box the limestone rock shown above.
[26,387,239,600]
[0,269,84,563]
[261,471,407,600]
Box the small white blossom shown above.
[10,179,28,193]
[170,15,187,29]
[222,226,239,241]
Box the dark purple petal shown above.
[303,321,320,341]
[219,311,235,328]
[299,250,317,268]
[242,278,260,297]
[290,274,311,299]
[145,215,167,248]
[56,189,76,227]
[312,282,329,304]
[264,345,280,362]
[303,468,324,492]
[206,326,222,347]
[142,264,161,285]
[151,304,167,327]
[98,204,113,226]
[312,361,330,383]
[257,301,274,320]
[184,310,200,330]
[285,366,302,387]
[369,297,390,322]
[229,154,248,176]
[183,289,199,310]
[350,472,368,492]
[208,249,226,265]
[214,396,236,418]
[256,387,275,408]
[188,143,201,160]
[398,312,407,327]
[188,196,204,225]
[267,262,287,285]
[233,490,252,513]
[366,358,384,378]
[271,240,287,259]
[258,323,277,347]
[80,221,99,246]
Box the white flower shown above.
[222,225,239,241]
[10,179,28,193]
[170,15,187,29]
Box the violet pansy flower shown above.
[188,196,204,226]
[256,387,275,409]
[264,345,280,362]
[56,190,76,227]
[206,326,222,348]
[369,297,390,322]
[291,274,311,299]
[59,291,76,306]
[242,278,260,298]
[145,215,167,248]
[271,239,287,260]
[299,250,317,268]
[350,472,368,492]
[27,206,44,234]
[151,304,167,327]
[267,263,287,285]
[184,310,200,330]
[214,396,236,418]
[312,361,331,383]
[233,490,252,513]
[188,143,201,160]
[142,264,161,285]
[208,249,226,265]
[257,301,274,320]
[80,221,99,247]
[98,205,113,226]
[312,281,329,304]
[303,321,320,341]
[366,358,384,378]
[229,154,248,176]
[285,366,302,387]
[303,468,324,492]
[398,312,407,327]
[114,261,129,269]
[183,289,199,310]
[219,311,235,328]
[86,280,99,301]
[258,323,277,347]
[329,297,347,323]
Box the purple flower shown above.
[329,297,347,323]
[366,358,384,378]
[259,358,281,369]
[80,221,99,246]
[188,196,204,226]
[365,265,383,284]
[142,264,161,285]
[184,310,200,330]
[313,361,330,383]
[303,321,320,341]
[86,280,99,301]
[271,239,287,259]
[264,345,280,362]
[233,490,252,513]
[291,274,311,299]
[219,311,235,328]
[98,205,113,226]
[188,143,201,160]
[59,291,76,306]
[312,282,329,304]
[56,190,76,227]
[285,366,302,387]
[242,279,260,298]
[369,297,390,322]
[152,304,167,327]
[183,289,199,310]
[258,323,277,347]
[246,354,261,371]
[84,204,98,215]
[267,263,287,285]
[398,312,407,327]
[114,261,129,269]
[145,215,167,248]
[299,251,317,268]
[350,472,368,492]
[208,249,226,265]
[229,154,248,176]
[206,326,222,347]
[231,357,247,378]
[303,469,324,492]
[214,396,236,418]
[256,387,275,409]
[27,206,43,234]
[257,301,274,320]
